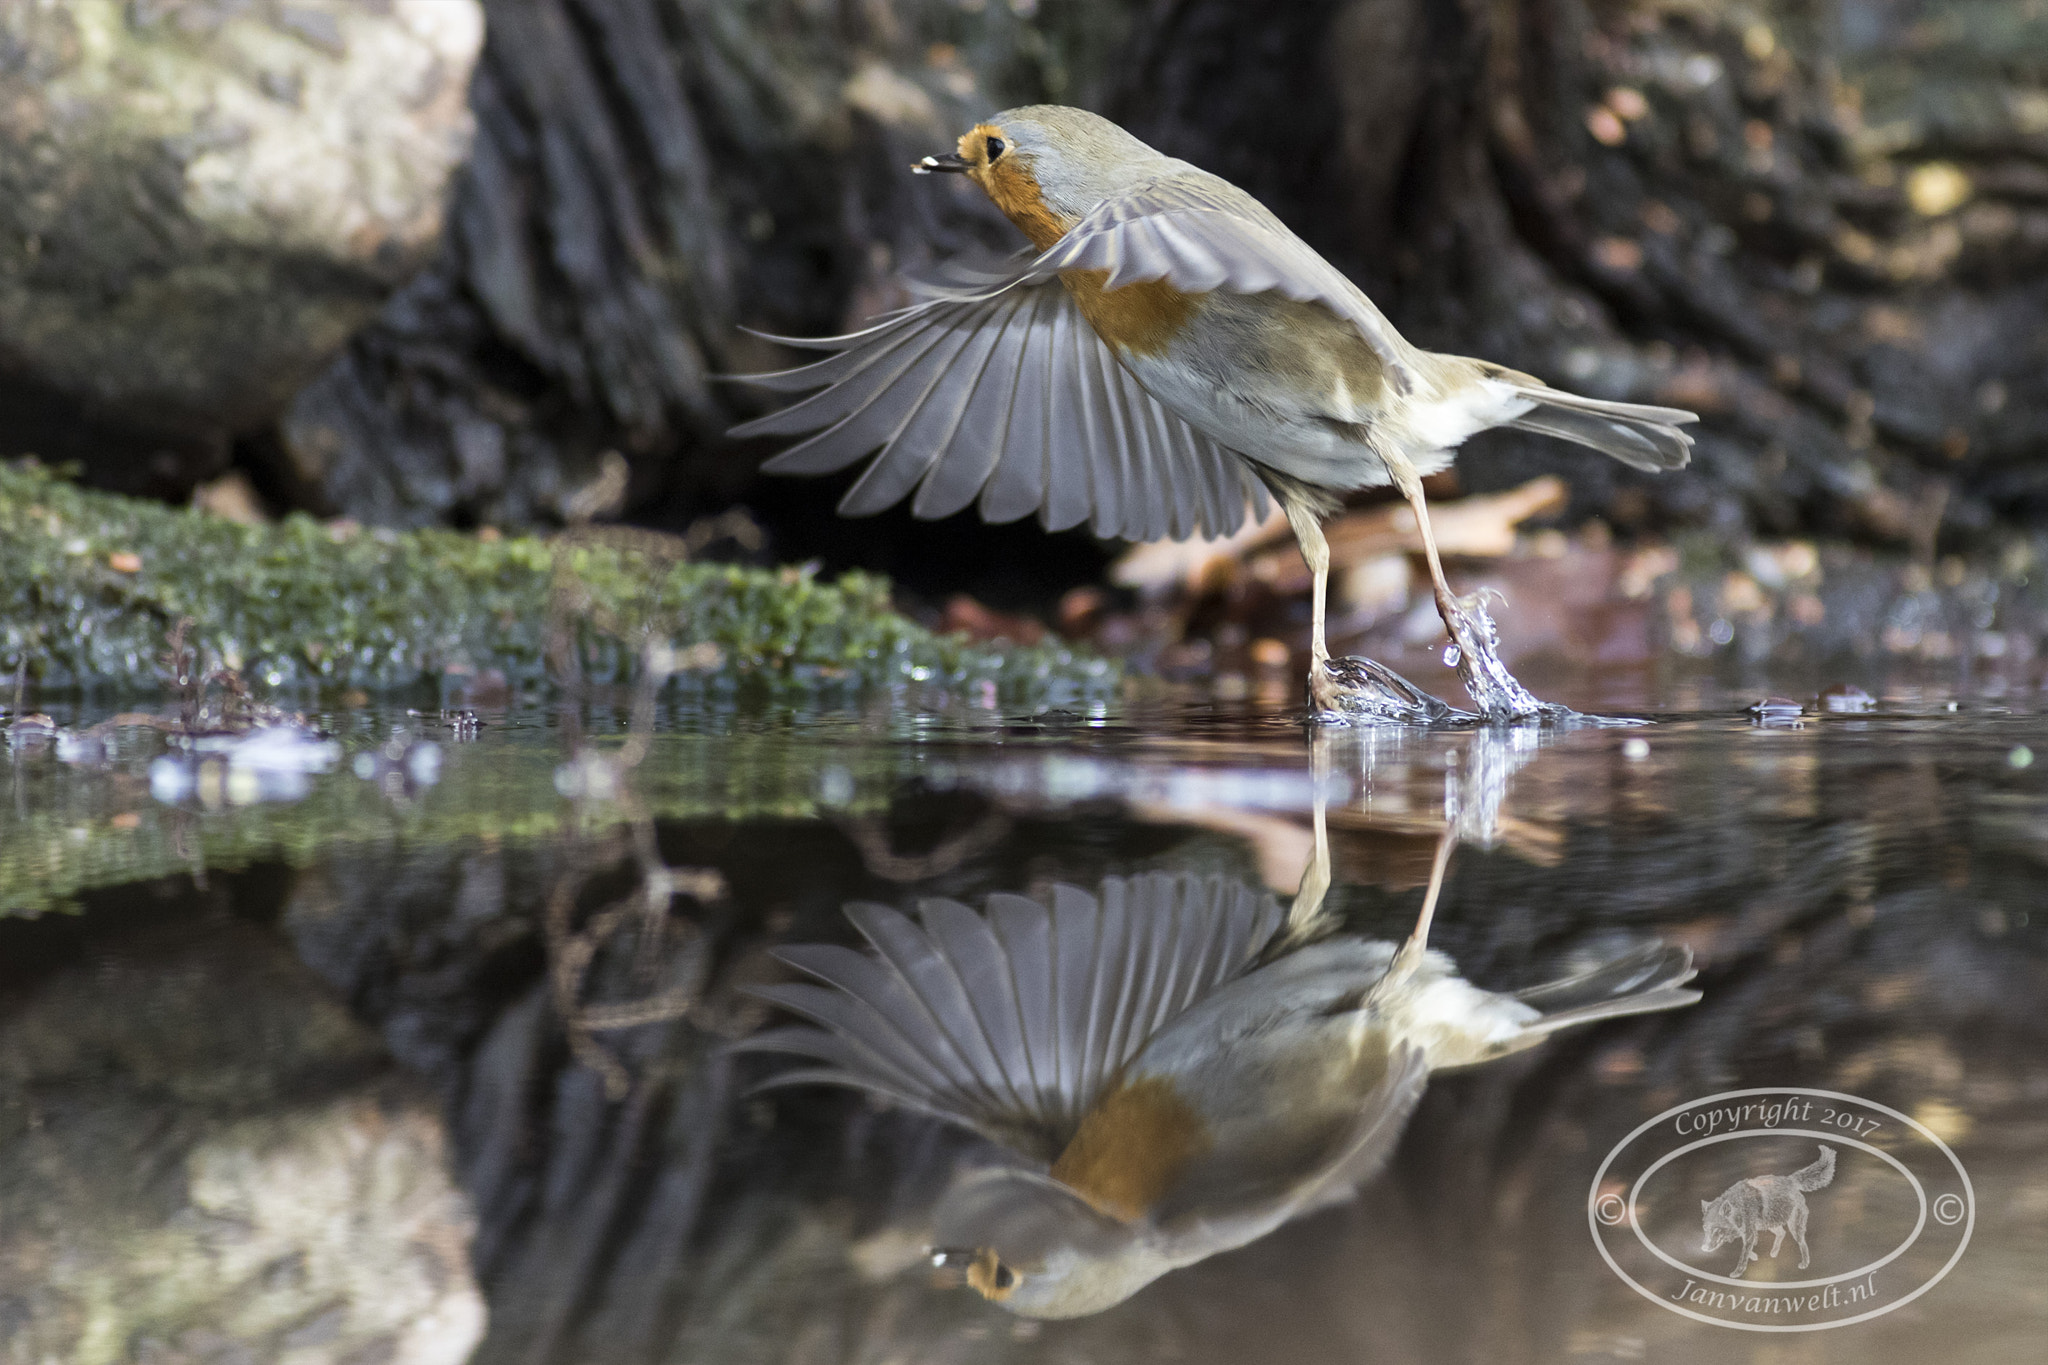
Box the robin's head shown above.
[928,1167,1165,1318]
[914,105,1171,250]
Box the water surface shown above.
[2,679,2043,1363]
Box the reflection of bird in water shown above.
[732,105,1695,719]
[740,862,1699,1317]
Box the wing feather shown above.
[987,892,1056,1102]
[911,291,1033,518]
[1049,880,1101,1131]
[838,295,1023,515]
[734,273,1261,540]
[737,317,949,444]
[754,320,979,478]
[743,873,1289,1158]
[841,902,1013,1113]
[978,287,1055,522]
[1024,172,1418,394]
[1042,299,1095,532]
[1083,334,1133,538]
[1078,877,1131,1104]
[917,897,1035,1113]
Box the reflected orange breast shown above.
[1050,1075,1211,1222]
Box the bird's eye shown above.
[985,136,1006,162]
[993,1263,1016,1290]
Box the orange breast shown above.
[968,139,1202,359]
[1049,1075,1210,1222]
[1061,271,1202,358]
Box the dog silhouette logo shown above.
[1699,1145,1836,1277]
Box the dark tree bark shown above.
[1108,0,2048,554]
[256,0,1120,537]
[242,1,2048,581]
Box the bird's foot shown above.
[1435,592,1574,724]
[1309,656,1475,726]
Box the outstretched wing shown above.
[731,277,1268,544]
[737,872,1287,1163]
[1022,172,1420,396]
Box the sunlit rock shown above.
[0,920,485,1363]
[0,0,484,481]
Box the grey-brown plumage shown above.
[735,281,1268,543]
[732,105,1700,718]
[739,871,1700,1317]
[736,873,1286,1161]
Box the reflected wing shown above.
[737,872,1286,1163]
[1023,173,1420,395]
[730,278,1267,543]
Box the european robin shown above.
[733,105,1698,718]
[739,868,1699,1317]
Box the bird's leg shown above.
[1386,452,1559,721]
[1282,498,1349,713]
[1283,734,1335,943]
[1287,482,1473,722]
[1391,825,1456,979]
[1384,454,1467,624]
[1283,498,1332,670]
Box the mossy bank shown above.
[0,462,1114,700]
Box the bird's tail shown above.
[1497,382,1698,473]
[1790,1145,1837,1192]
[1392,940,1698,1069]
[1511,942,1701,1038]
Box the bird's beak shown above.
[912,152,971,175]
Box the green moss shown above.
[0,461,1115,699]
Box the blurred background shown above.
[5,0,2048,694]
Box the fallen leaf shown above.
[1251,477,1569,591]
[1586,106,1627,146]
[1111,501,1289,595]
[943,594,1044,645]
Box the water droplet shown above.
[2010,745,2034,770]
[1623,737,1651,761]
[1442,645,1461,668]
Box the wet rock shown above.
[1747,695,1806,727]
[1820,682,1876,713]
[0,918,484,1364]
[0,0,484,495]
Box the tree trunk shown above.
[1109,0,2048,554]
[239,1,2047,580]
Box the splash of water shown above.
[1439,593,1574,722]
[1316,657,1476,725]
